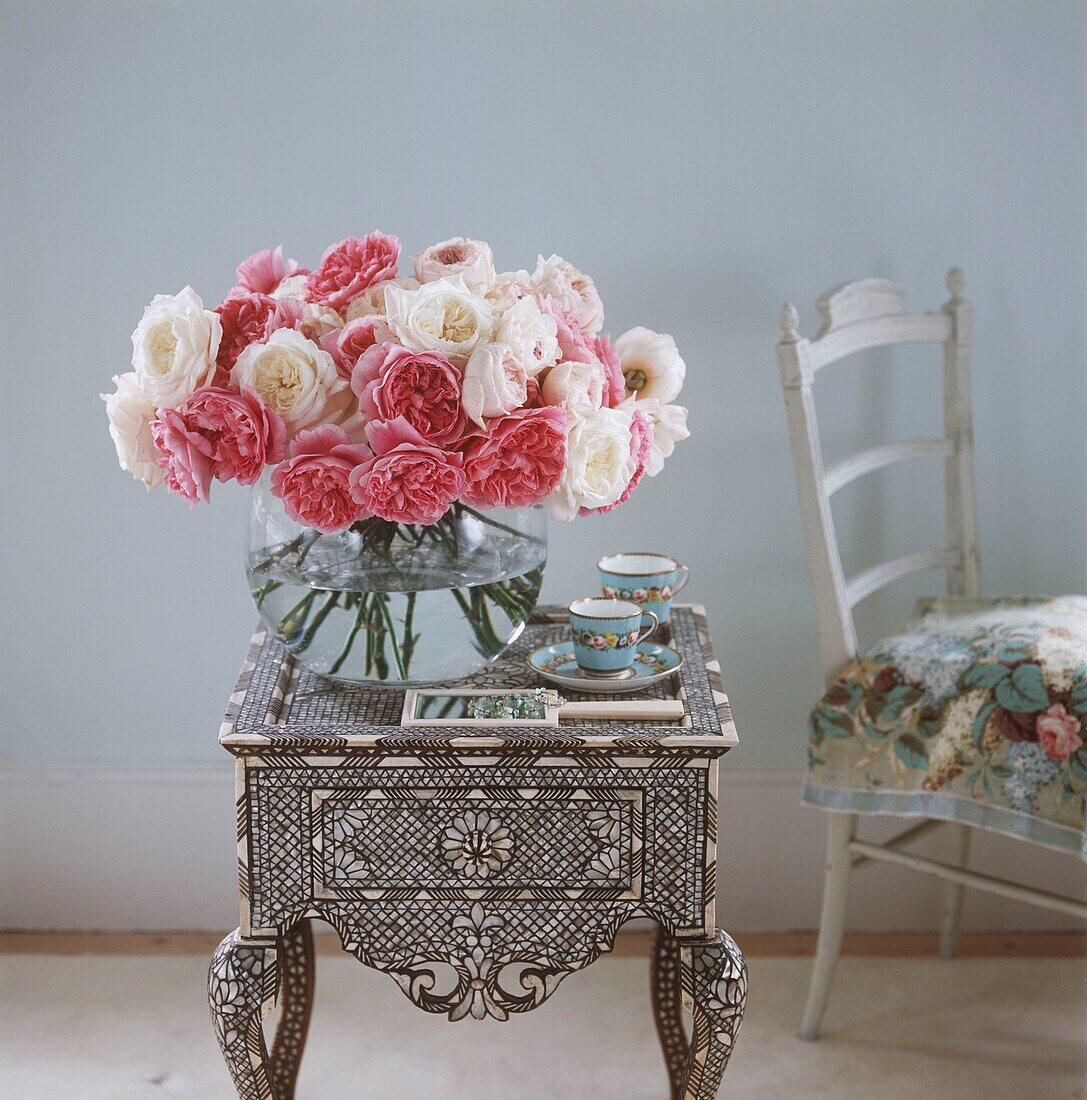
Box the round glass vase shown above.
[245,472,547,685]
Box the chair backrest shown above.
[777,269,981,687]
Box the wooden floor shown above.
[1,929,1083,956]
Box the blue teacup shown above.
[597,553,690,626]
[568,597,659,676]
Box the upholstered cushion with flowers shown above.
[805,596,1087,858]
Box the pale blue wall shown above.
[2,0,1083,763]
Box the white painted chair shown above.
[777,269,1087,1041]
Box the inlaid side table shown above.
[209,605,747,1099]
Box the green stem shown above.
[328,594,369,676]
[469,587,503,654]
[401,592,418,671]
[252,579,282,609]
[368,597,389,679]
[251,529,321,575]
[375,594,408,680]
[483,581,528,623]
[277,590,318,637]
[294,591,340,653]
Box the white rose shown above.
[130,286,221,409]
[101,372,163,491]
[344,276,419,321]
[637,397,690,476]
[271,274,310,301]
[461,343,528,427]
[413,237,495,293]
[268,274,345,340]
[541,360,604,413]
[384,276,493,365]
[547,406,636,521]
[495,295,560,376]
[300,302,344,343]
[614,326,685,404]
[230,327,349,435]
[530,254,605,335]
[485,269,533,315]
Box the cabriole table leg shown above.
[209,930,279,1100]
[651,925,689,1099]
[677,931,748,1098]
[270,919,315,1099]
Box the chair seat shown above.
[805,596,1087,859]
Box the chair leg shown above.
[939,823,972,959]
[799,811,856,1041]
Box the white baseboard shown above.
[1,761,1081,932]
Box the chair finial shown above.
[947,267,966,301]
[780,302,800,341]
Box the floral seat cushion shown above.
[805,596,1087,858]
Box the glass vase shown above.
[245,471,547,685]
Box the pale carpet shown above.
[0,954,1083,1098]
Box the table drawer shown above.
[312,788,642,899]
[242,762,711,937]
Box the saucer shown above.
[527,641,684,694]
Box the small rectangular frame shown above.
[400,688,561,728]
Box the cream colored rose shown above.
[636,397,690,476]
[614,326,685,404]
[130,286,221,409]
[530,254,604,335]
[344,277,420,321]
[495,295,560,376]
[462,343,528,427]
[541,360,604,413]
[300,302,344,343]
[269,273,346,340]
[384,276,493,365]
[413,237,495,293]
[101,372,163,490]
[230,327,349,435]
[485,269,533,315]
[547,406,636,521]
[271,274,310,301]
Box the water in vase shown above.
[247,508,546,684]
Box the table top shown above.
[220,604,737,757]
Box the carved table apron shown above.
[209,605,747,1099]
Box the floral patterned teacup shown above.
[598,553,690,626]
[568,597,659,676]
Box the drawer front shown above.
[313,788,642,899]
[242,762,710,937]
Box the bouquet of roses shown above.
[103,234,689,682]
[103,233,688,525]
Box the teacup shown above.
[568,597,659,676]
[597,552,690,626]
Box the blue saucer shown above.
[527,641,683,694]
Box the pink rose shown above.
[594,332,626,408]
[539,297,596,366]
[1036,704,1083,760]
[351,343,466,447]
[270,425,371,533]
[181,386,287,486]
[151,409,215,504]
[213,293,278,379]
[230,246,306,297]
[307,233,400,312]
[581,404,651,515]
[322,316,387,380]
[462,406,568,509]
[349,417,465,525]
